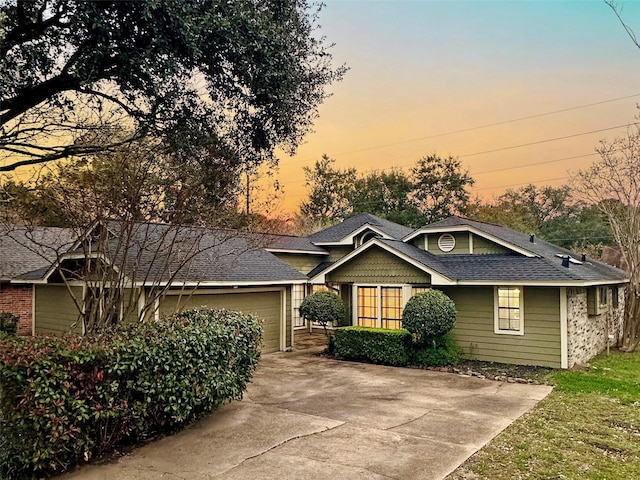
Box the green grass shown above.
[447,349,640,480]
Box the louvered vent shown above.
[437,233,456,252]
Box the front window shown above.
[381,287,402,330]
[495,287,524,335]
[357,287,378,328]
[292,284,305,328]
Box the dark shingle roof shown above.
[0,227,75,281]
[265,234,327,253]
[309,213,413,243]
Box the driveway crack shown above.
[385,409,433,431]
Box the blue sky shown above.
[277,0,640,211]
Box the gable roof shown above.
[310,216,628,287]
[0,227,76,282]
[264,233,327,254]
[308,213,414,243]
[14,222,307,286]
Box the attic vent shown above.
[438,233,456,252]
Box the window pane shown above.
[358,287,378,327]
[497,287,521,331]
[382,287,402,330]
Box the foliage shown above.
[402,290,457,344]
[573,124,640,352]
[300,153,474,227]
[1,0,346,172]
[299,290,347,335]
[410,154,475,223]
[411,333,461,367]
[0,313,18,335]
[333,326,412,366]
[0,308,262,479]
[300,155,357,226]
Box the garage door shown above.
[159,291,282,353]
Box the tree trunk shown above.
[621,283,640,352]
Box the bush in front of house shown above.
[299,290,347,334]
[0,312,18,335]
[411,333,462,367]
[402,289,457,345]
[0,308,262,479]
[333,326,412,366]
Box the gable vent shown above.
[438,233,456,252]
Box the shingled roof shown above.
[308,213,413,243]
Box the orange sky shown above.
[274,1,640,215]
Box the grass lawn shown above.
[447,349,640,480]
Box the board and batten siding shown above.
[441,286,562,368]
[158,289,284,353]
[328,246,431,284]
[273,253,324,275]
[471,234,511,254]
[35,284,83,334]
[425,232,470,254]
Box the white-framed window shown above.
[292,284,306,328]
[494,286,524,335]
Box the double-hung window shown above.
[494,287,524,335]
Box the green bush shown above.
[402,290,456,344]
[299,290,347,333]
[0,313,18,335]
[333,327,412,366]
[411,333,462,367]
[0,308,261,479]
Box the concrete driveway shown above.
[61,351,552,480]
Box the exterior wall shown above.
[326,246,354,262]
[425,232,470,254]
[567,286,625,366]
[328,246,431,284]
[471,234,511,254]
[0,284,33,335]
[35,285,83,334]
[441,286,562,368]
[273,253,325,275]
[158,288,285,353]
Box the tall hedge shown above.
[0,308,262,479]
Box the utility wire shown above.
[289,93,640,164]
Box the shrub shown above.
[299,290,347,335]
[0,313,18,335]
[0,308,261,479]
[333,327,412,366]
[402,290,456,345]
[411,333,462,367]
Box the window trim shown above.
[353,284,415,330]
[494,286,525,336]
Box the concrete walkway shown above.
[61,351,552,480]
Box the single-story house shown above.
[0,214,629,368]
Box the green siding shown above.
[471,234,510,254]
[328,246,431,284]
[273,253,325,275]
[35,285,83,334]
[426,232,470,254]
[411,235,425,250]
[158,290,283,353]
[326,246,354,262]
[440,286,562,368]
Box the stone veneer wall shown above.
[566,286,625,367]
[0,284,33,335]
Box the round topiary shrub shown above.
[402,290,456,344]
[299,290,347,335]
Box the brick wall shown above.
[0,284,33,335]
[567,286,625,367]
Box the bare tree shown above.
[606,0,640,49]
[573,123,640,352]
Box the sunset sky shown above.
[275,0,640,214]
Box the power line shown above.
[475,176,571,191]
[473,152,599,176]
[288,93,640,164]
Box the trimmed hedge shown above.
[402,290,456,344]
[333,327,412,366]
[0,308,262,479]
[299,291,347,330]
[0,313,18,335]
[411,333,462,367]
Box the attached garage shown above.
[158,288,288,353]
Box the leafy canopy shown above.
[0,0,346,171]
[402,290,457,344]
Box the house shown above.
[0,214,628,368]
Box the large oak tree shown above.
[0,0,345,172]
